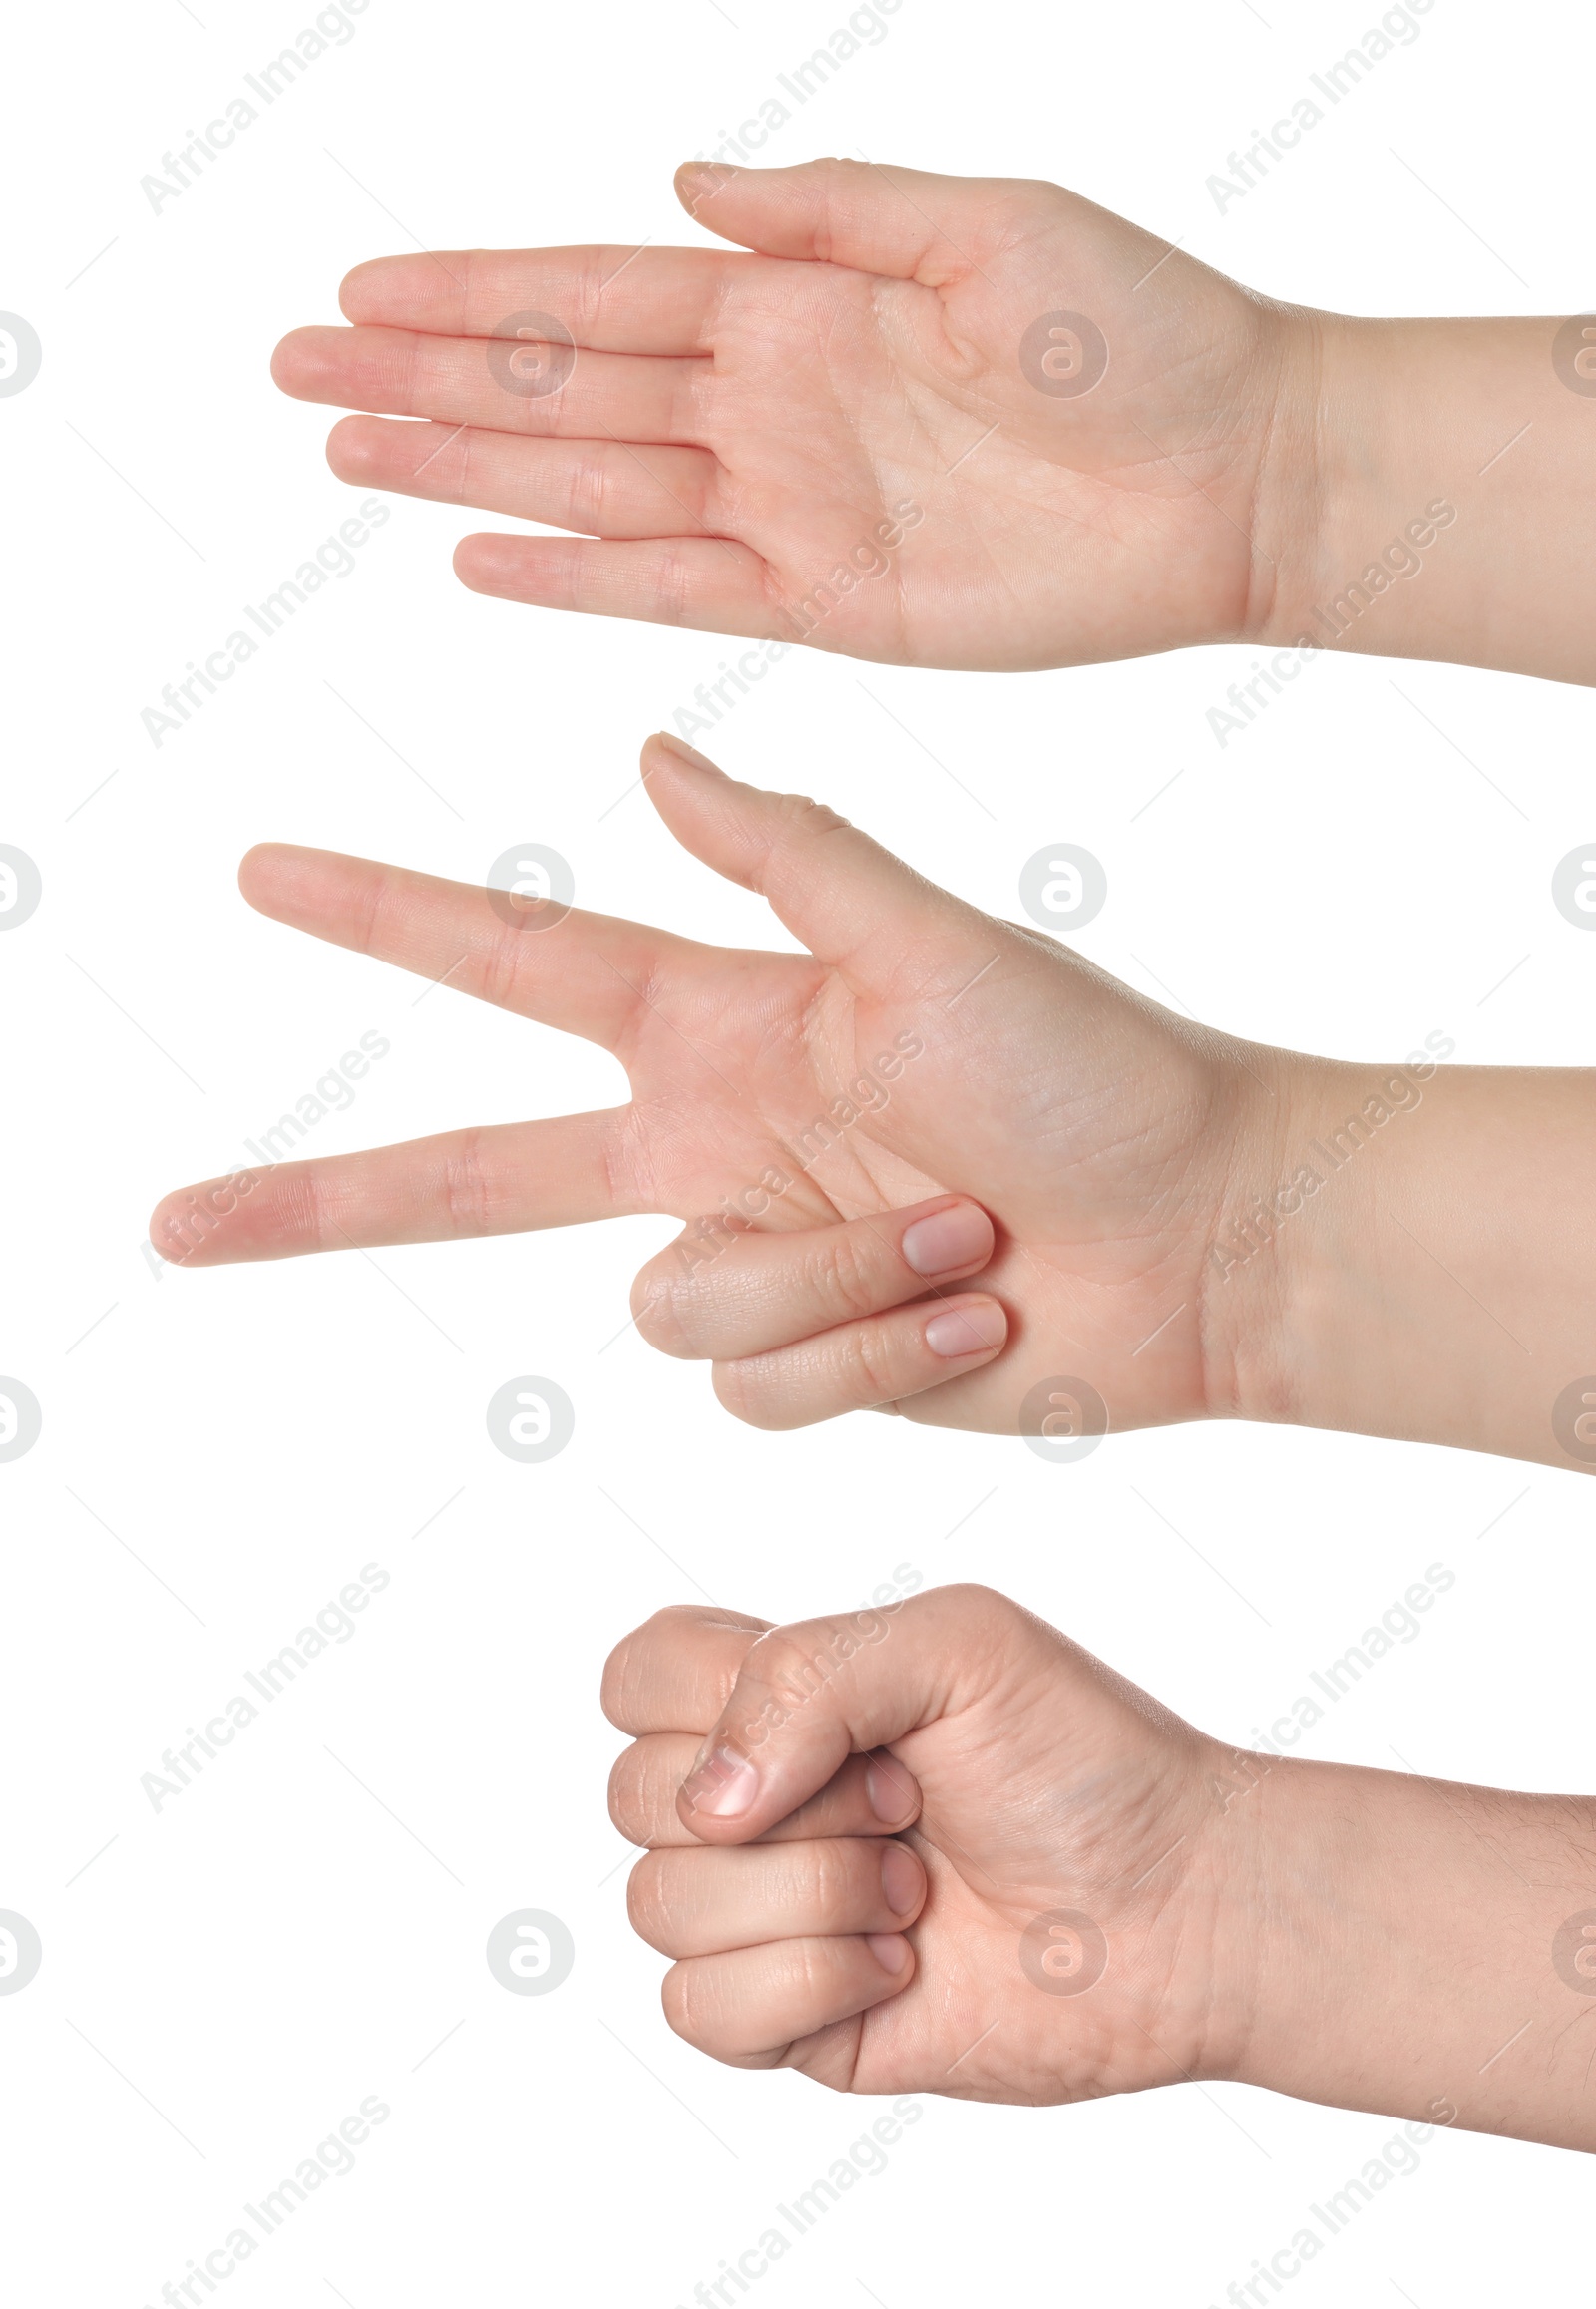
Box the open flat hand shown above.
[271,157,1305,669]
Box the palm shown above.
[273,161,1291,670]
[154,744,1245,1439]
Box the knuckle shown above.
[629,1260,694,1356]
[606,1744,650,1843]
[624,1851,674,1950]
[807,1228,886,1327]
[838,1318,906,1408]
[711,1357,783,1430]
[661,1957,722,2054]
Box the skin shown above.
[270,157,1596,684]
[603,1582,1596,2150]
[152,735,1596,1472]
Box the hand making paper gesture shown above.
[272,157,1596,685]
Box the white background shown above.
[3,0,1594,2301]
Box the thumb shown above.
[675,1584,1024,1842]
[640,731,997,984]
[673,155,1002,285]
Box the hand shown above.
[270,157,1310,671]
[150,732,1267,1438]
[602,1581,1596,2149]
[601,1583,1229,2104]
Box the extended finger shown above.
[336,244,735,355]
[609,1735,921,1848]
[236,843,683,1046]
[628,1836,925,1959]
[713,1293,1007,1429]
[452,532,775,639]
[150,1112,634,1267]
[327,416,723,538]
[272,325,709,445]
[633,1195,996,1360]
[662,1933,914,2067]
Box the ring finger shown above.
[327,416,724,538]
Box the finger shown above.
[677,1585,1019,1843]
[662,1933,914,2067]
[628,1835,925,1959]
[714,1293,1006,1430]
[675,155,1006,286]
[336,245,733,355]
[452,533,774,639]
[609,1735,921,1849]
[601,1605,770,1735]
[633,1195,996,1360]
[271,325,709,446]
[236,844,678,1047]
[149,1112,633,1268]
[639,732,1001,983]
[327,416,722,539]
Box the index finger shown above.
[601,1604,772,1736]
[337,244,739,355]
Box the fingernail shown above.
[681,1745,758,1818]
[866,1757,908,1822]
[653,731,724,774]
[924,1304,1002,1359]
[900,1202,991,1277]
[866,1932,911,1975]
[880,1843,921,1916]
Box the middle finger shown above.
[273,325,712,446]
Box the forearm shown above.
[1261,313,1596,687]
[1208,1054,1596,1469]
[1219,1750,1596,2151]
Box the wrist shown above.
[1251,311,1596,685]
[1212,1749,1596,2150]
